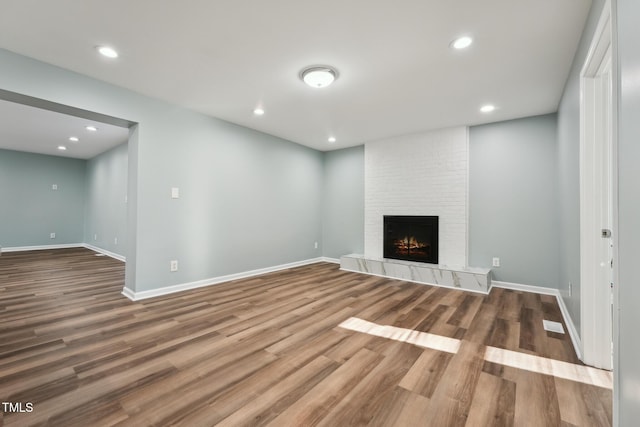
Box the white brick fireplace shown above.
[364,126,469,267]
[342,126,489,293]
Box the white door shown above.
[579,5,614,370]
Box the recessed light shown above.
[69,136,79,142]
[300,66,338,88]
[480,104,496,113]
[58,145,67,151]
[253,108,265,116]
[85,125,98,132]
[451,36,473,50]
[97,46,119,58]
[328,137,336,143]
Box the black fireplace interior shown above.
[383,215,438,264]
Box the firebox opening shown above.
[383,215,438,264]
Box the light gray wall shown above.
[615,0,640,423]
[322,146,364,259]
[0,49,323,292]
[469,114,559,287]
[0,149,85,248]
[556,0,605,335]
[85,142,128,257]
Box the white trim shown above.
[0,243,126,264]
[121,257,326,301]
[1,243,84,252]
[491,280,559,296]
[82,244,126,262]
[557,291,584,361]
[321,257,340,264]
[491,280,583,361]
[339,267,490,295]
[121,287,136,301]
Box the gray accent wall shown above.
[322,146,364,259]
[469,114,560,287]
[85,142,128,257]
[556,0,605,335]
[615,0,640,422]
[0,49,324,292]
[0,149,85,248]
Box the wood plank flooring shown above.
[0,248,612,426]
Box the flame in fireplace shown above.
[393,236,429,254]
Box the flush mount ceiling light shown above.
[69,136,79,142]
[85,125,98,132]
[451,36,473,50]
[58,145,67,151]
[300,66,338,88]
[253,108,265,116]
[97,45,119,58]
[328,137,336,143]
[480,104,496,113]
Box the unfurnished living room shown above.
[1,1,639,426]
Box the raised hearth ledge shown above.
[340,254,491,294]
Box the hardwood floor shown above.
[0,248,612,426]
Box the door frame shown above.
[579,0,615,370]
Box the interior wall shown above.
[85,142,128,257]
[556,0,605,334]
[615,0,640,422]
[469,114,560,287]
[0,148,85,248]
[0,49,324,293]
[322,145,364,259]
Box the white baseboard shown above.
[1,243,84,253]
[0,243,126,264]
[491,280,583,361]
[491,280,560,296]
[555,292,583,361]
[122,257,326,301]
[321,257,340,264]
[121,287,136,301]
[82,244,126,262]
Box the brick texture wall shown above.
[364,126,468,266]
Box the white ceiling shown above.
[0,0,591,152]
[0,99,129,159]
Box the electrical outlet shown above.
[50,232,56,239]
[52,184,58,190]
[314,241,318,249]
[171,187,180,199]
[114,237,118,245]
[170,260,178,272]
[94,234,98,241]
[492,257,500,267]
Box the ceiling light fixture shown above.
[480,104,496,113]
[328,137,336,143]
[69,136,79,142]
[85,125,98,132]
[300,66,338,88]
[253,108,265,116]
[451,36,473,50]
[58,145,67,151]
[97,46,119,58]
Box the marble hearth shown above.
[340,254,491,294]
